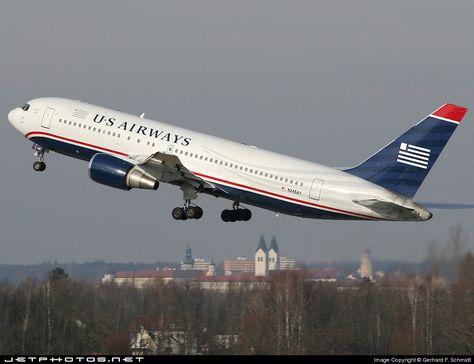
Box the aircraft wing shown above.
[127,151,224,193]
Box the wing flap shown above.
[133,151,223,192]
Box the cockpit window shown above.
[21,103,30,111]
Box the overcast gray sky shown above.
[1,1,474,264]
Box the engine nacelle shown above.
[88,153,159,190]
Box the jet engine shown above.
[88,153,159,190]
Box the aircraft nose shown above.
[8,107,19,125]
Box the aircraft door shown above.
[309,178,324,200]
[41,107,54,129]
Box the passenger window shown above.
[88,126,91,130]
[220,161,223,165]
[83,125,86,129]
[180,150,183,154]
[205,157,208,161]
[200,155,203,160]
[152,143,155,147]
[137,139,140,143]
[249,169,252,173]
[127,136,131,141]
[69,121,72,125]
[209,158,213,163]
[300,182,303,186]
[175,149,179,153]
[93,127,96,131]
[59,119,62,123]
[185,152,188,156]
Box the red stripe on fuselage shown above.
[192,171,379,220]
[25,131,129,157]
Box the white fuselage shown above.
[8,97,430,221]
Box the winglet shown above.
[431,103,468,124]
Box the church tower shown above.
[268,236,280,271]
[180,244,194,270]
[255,236,268,276]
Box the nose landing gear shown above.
[32,144,47,172]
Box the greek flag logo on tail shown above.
[397,143,430,169]
[345,103,468,198]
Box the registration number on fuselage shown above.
[287,188,302,195]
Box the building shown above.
[223,257,254,273]
[180,244,193,271]
[359,250,373,280]
[102,269,203,289]
[305,268,338,282]
[280,256,296,270]
[131,326,239,355]
[224,236,295,275]
[180,244,213,271]
[193,274,270,292]
[255,236,268,276]
[268,237,280,271]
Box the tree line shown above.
[0,226,472,355]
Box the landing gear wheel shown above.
[185,207,197,219]
[172,207,186,220]
[221,209,232,222]
[221,207,252,222]
[242,209,252,221]
[194,206,203,219]
[33,161,46,172]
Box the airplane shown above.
[7,98,468,222]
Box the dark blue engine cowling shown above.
[88,153,134,190]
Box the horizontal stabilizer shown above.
[353,198,432,221]
[416,202,474,210]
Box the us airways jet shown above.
[7,98,468,222]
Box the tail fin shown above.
[345,103,468,198]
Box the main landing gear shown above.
[221,202,252,222]
[172,184,203,220]
[32,144,46,172]
[172,204,204,220]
